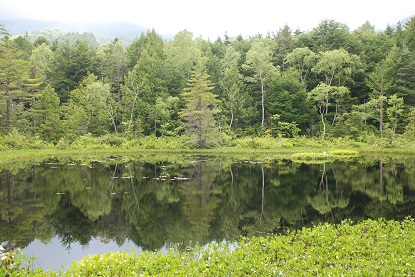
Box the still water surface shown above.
[1,154,414,270]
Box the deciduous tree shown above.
[243,39,278,128]
[164,30,201,96]
[30,43,53,81]
[219,46,247,128]
[62,74,112,137]
[284,47,317,83]
[35,85,62,142]
[312,48,356,87]
[311,48,358,131]
[122,48,167,135]
[308,83,349,139]
[386,94,404,134]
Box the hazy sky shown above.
[1,0,414,38]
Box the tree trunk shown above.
[197,113,203,149]
[332,104,338,126]
[380,97,384,138]
[229,88,236,128]
[5,83,11,133]
[154,119,157,136]
[321,112,326,140]
[104,104,118,133]
[261,79,265,127]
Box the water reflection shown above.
[0,155,414,269]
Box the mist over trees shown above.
[1,17,415,148]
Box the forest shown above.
[1,17,415,149]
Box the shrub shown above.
[232,136,293,149]
[97,133,125,146]
[0,129,47,150]
[121,135,187,150]
[71,133,104,149]
[55,137,72,149]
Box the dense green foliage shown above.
[3,218,415,276]
[1,18,415,148]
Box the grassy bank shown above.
[1,141,415,166]
[3,218,415,276]
[2,133,415,159]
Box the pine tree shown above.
[179,60,221,148]
[0,36,39,134]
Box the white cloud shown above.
[1,0,414,38]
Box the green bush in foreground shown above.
[4,218,415,276]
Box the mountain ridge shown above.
[0,18,170,45]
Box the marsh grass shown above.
[290,149,359,163]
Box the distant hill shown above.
[0,18,162,45]
[401,16,414,25]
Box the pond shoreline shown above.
[2,144,415,163]
[0,144,415,156]
[4,218,415,276]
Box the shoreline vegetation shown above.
[2,218,415,276]
[2,134,415,165]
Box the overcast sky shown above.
[1,0,414,38]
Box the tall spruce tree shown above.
[179,60,221,148]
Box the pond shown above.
[1,154,414,271]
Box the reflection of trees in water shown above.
[120,161,185,250]
[383,160,404,204]
[403,158,415,190]
[69,168,113,221]
[0,170,49,250]
[1,156,415,253]
[211,160,260,241]
[50,194,96,249]
[309,162,350,217]
[264,161,316,231]
[350,159,404,204]
[180,156,222,244]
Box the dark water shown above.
[1,154,414,270]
